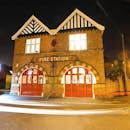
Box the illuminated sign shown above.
[36,56,77,62]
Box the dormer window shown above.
[25,38,40,54]
[69,34,87,51]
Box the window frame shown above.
[25,38,40,54]
[69,33,87,51]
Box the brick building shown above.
[10,9,105,98]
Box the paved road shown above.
[0,94,129,110]
[0,112,130,130]
[0,94,130,130]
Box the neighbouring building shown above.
[10,9,106,98]
[0,64,12,89]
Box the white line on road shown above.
[0,105,128,115]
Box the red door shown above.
[20,68,44,96]
[65,67,93,97]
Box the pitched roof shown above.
[12,8,105,40]
[55,8,105,34]
[11,15,52,40]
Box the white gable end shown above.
[11,15,52,40]
[60,13,95,30]
[20,19,46,35]
[11,9,105,40]
[55,9,105,34]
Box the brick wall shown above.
[11,29,106,97]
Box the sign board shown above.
[35,55,77,62]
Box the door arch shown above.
[20,68,45,96]
[62,66,95,97]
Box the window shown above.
[69,34,87,50]
[79,75,84,84]
[25,38,40,54]
[38,76,44,84]
[22,75,26,84]
[72,68,77,74]
[27,75,32,84]
[65,75,71,84]
[33,76,37,83]
[86,74,92,84]
[72,75,78,84]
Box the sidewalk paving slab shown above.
[0,94,130,110]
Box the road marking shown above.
[0,105,128,115]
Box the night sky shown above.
[0,0,130,66]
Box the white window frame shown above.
[69,33,87,51]
[25,38,40,54]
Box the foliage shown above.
[105,59,123,81]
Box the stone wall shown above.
[105,76,127,97]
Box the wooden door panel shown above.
[21,69,43,96]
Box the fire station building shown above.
[10,9,105,98]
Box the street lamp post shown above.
[96,0,128,95]
[121,34,127,95]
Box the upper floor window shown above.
[25,38,40,54]
[69,34,87,51]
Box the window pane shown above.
[69,35,74,40]
[35,44,40,52]
[69,41,74,50]
[31,44,35,53]
[86,75,92,84]
[79,68,85,75]
[72,68,77,74]
[69,34,87,51]
[22,75,26,84]
[26,39,30,44]
[33,69,38,74]
[32,39,35,44]
[66,75,71,84]
[33,76,37,83]
[81,34,86,39]
[25,38,40,54]
[72,75,78,84]
[27,75,32,84]
[79,75,84,84]
[27,69,33,75]
[38,75,44,84]
[26,45,30,53]
[36,38,40,43]
[68,71,71,74]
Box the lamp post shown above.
[96,0,128,95]
[121,34,127,95]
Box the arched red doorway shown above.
[20,68,45,96]
[63,67,94,97]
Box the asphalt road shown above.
[0,93,130,130]
[0,112,130,130]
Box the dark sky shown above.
[0,0,130,65]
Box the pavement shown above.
[0,91,130,110]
